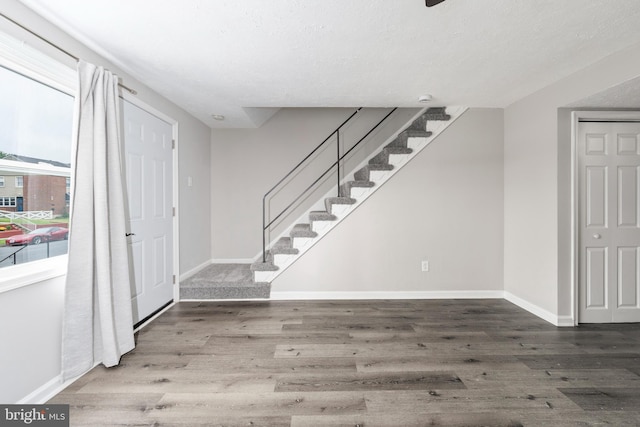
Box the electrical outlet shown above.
[421,260,429,272]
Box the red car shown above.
[6,227,69,246]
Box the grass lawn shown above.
[0,217,69,225]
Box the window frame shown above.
[0,197,16,207]
[0,176,4,187]
[0,30,75,294]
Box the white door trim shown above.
[571,110,640,325]
[121,92,180,304]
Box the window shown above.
[0,197,16,207]
[0,32,74,271]
[0,176,4,187]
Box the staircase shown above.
[179,106,465,300]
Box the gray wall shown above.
[210,107,421,260]
[504,41,640,320]
[0,0,211,403]
[271,108,504,294]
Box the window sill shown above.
[0,255,67,294]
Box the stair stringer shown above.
[253,106,468,284]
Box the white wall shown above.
[210,107,420,260]
[0,277,64,403]
[271,108,504,294]
[0,0,211,403]
[504,41,640,320]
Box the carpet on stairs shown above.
[180,263,269,299]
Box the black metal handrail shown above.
[0,244,27,265]
[262,107,397,262]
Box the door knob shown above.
[593,233,601,239]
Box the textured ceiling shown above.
[19,0,640,128]
[567,76,640,109]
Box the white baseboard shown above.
[17,361,97,405]
[504,291,566,327]
[179,259,212,281]
[17,375,62,404]
[270,290,505,300]
[210,258,254,264]
[272,290,575,327]
[556,315,576,327]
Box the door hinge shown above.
[173,275,176,284]
[172,139,175,149]
[173,207,176,217]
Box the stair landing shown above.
[180,263,269,299]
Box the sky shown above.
[0,65,73,165]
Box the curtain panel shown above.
[62,60,134,380]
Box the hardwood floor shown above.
[49,300,640,426]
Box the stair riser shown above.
[407,137,430,151]
[254,270,277,283]
[328,203,351,216]
[426,120,447,133]
[292,236,314,250]
[350,187,372,199]
[388,153,411,166]
[273,253,295,267]
[311,220,333,234]
[369,170,391,181]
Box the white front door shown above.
[578,121,640,323]
[122,100,174,325]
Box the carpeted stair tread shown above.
[354,164,394,181]
[366,163,394,171]
[325,197,356,214]
[325,196,356,205]
[408,115,428,131]
[339,180,375,197]
[368,146,414,166]
[402,129,432,138]
[250,261,279,271]
[180,281,270,299]
[385,130,432,148]
[179,263,270,299]
[290,223,318,238]
[368,151,389,165]
[348,180,375,188]
[309,211,337,221]
[385,146,413,155]
[424,107,451,121]
[270,237,299,255]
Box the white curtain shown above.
[62,60,134,380]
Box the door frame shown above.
[121,92,181,308]
[570,110,640,325]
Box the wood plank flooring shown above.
[49,299,640,426]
